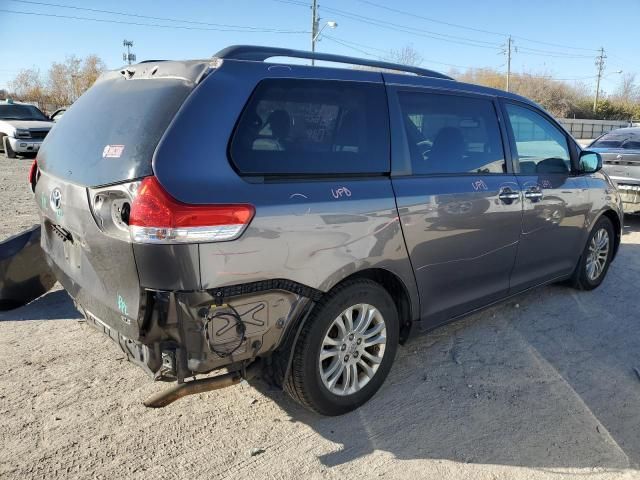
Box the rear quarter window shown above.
[229,79,389,176]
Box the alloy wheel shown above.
[318,303,387,396]
[586,228,610,281]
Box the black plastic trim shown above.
[209,279,323,305]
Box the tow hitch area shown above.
[0,225,56,310]
[143,361,261,408]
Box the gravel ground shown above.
[0,155,39,241]
[1,154,640,479]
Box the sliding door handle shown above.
[498,187,520,204]
[524,187,543,202]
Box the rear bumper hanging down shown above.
[0,225,56,310]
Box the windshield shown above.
[591,130,640,150]
[0,104,49,121]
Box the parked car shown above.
[589,127,640,213]
[0,100,53,158]
[31,46,623,415]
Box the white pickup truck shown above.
[0,100,53,158]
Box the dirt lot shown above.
[1,153,640,479]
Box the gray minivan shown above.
[32,46,623,415]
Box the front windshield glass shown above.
[0,104,49,121]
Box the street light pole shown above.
[311,0,318,66]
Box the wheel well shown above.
[334,268,413,343]
[601,209,621,258]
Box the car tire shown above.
[285,279,399,416]
[571,216,614,290]
[3,137,17,159]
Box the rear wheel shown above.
[3,137,16,158]
[571,216,614,290]
[285,279,399,416]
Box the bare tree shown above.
[614,73,639,104]
[48,56,82,107]
[8,68,46,106]
[386,45,423,66]
[8,54,107,111]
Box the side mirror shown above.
[578,150,602,173]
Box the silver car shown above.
[0,101,53,158]
[591,127,640,213]
[31,46,623,415]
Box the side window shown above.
[505,103,571,174]
[397,91,506,175]
[229,79,389,175]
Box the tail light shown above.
[128,176,254,244]
[28,159,39,192]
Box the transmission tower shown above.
[123,39,136,65]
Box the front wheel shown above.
[571,216,614,290]
[285,279,399,416]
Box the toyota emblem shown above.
[50,187,62,210]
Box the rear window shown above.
[591,131,640,149]
[229,79,389,175]
[38,77,192,187]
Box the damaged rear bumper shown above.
[614,183,640,213]
[51,254,319,384]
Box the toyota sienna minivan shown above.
[32,46,623,415]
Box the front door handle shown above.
[498,187,520,204]
[524,186,543,202]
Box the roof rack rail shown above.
[214,45,454,80]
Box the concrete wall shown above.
[558,118,640,139]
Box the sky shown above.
[0,0,637,94]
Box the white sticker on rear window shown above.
[102,145,125,158]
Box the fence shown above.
[557,118,640,139]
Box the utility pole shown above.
[505,35,513,92]
[122,39,136,65]
[593,47,606,113]
[310,0,318,66]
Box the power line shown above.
[1,5,309,33]
[270,0,309,6]
[320,5,503,50]
[516,46,593,59]
[354,0,600,53]
[323,35,479,70]
[324,35,601,84]
[323,35,385,60]
[320,4,598,59]
[354,0,505,37]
